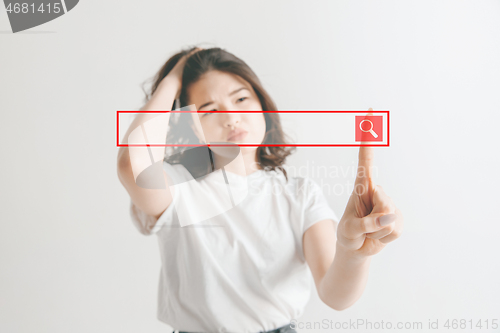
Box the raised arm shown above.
[305,109,404,311]
[116,77,178,219]
[117,48,202,220]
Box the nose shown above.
[222,112,241,129]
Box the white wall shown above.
[1,1,499,332]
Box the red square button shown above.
[355,116,383,142]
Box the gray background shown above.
[1,0,499,332]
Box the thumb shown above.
[359,212,398,234]
[373,213,398,228]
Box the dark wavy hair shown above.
[142,46,296,181]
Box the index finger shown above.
[355,108,375,185]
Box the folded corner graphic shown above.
[128,105,250,227]
[4,0,79,33]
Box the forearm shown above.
[319,243,372,311]
[117,78,178,168]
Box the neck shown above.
[213,148,260,176]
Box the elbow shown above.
[320,295,355,311]
[117,149,130,172]
[318,287,356,312]
[117,159,126,179]
[327,303,353,312]
[117,153,133,186]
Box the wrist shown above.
[160,76,181,95]
[335,242,371,264]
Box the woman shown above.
[117,46,404,333]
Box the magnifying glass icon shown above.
[359,119,378,138]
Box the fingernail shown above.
[378,214,397,227]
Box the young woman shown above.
[117,47,404,333]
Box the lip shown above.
[227,128,249,141]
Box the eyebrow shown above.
[198,87,249,110]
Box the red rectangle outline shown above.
[116,110,390,147]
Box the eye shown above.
[237,97,248,103]
[202,111,215,116]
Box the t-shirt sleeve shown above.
[302,178,340,235]
[129,162,189,236]
[129,196,177,236]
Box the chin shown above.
[239,146,258,154]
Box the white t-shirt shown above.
[129,161,339,333]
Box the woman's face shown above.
[187,70,266,155]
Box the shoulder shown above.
[290,176,321,200]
